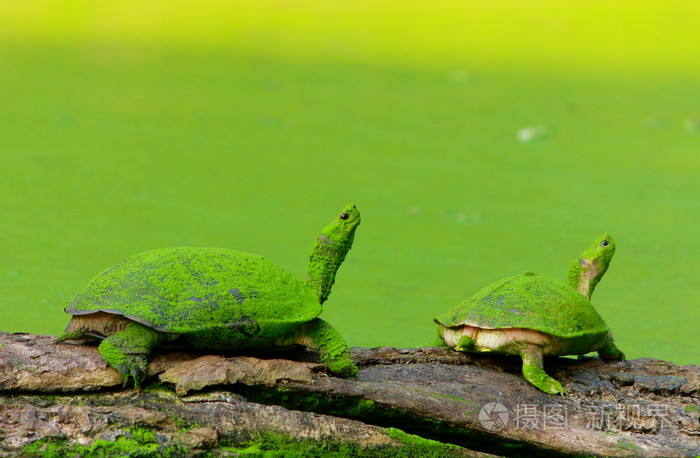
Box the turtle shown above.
[434,233,625,395]
[57,204,361,387]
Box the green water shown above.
[1,1,698,364]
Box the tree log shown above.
[0,332,697,456]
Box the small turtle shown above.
[434,233,625,395]
[58,204,361,386]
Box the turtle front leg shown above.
[55,317,88,343]
[55,329,85,343]
[598,332,625,362]
[519,345,567,395]
[276,318,358,378]
[98,322,162,388]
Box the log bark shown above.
[0,332,698,456]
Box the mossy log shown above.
[0,332,698,456]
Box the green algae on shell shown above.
[67,247,321,349]
[434,272,610,339]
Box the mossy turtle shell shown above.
[434,272,610,338]
[66,247,322,348]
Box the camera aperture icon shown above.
[479,402,509,431]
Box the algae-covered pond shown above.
[1,1,698,364]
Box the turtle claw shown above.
[598,336,625,362]
[542,378,568,396]
[523,365,568,395]
[116,355,149,389]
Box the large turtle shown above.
[58,204,361,386]
[434,233,625,395]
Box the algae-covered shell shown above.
[434,272,610,339]
[66,247,322,348]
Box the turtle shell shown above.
[66,247,322,349]
[434,272,610,339]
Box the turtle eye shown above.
[601,240,609,247]
[340,213,349,220]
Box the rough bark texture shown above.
[0,332,698,456]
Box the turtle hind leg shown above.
[598,332,625,362]
[98,322,162,388]
[455,335,477,352]
[276,318,358,378]
[437,325,476,351]
[519,345,567,395]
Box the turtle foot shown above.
[325,357,359,379]
[286,318,358,378]
[455,335,476,352]
[96,322,162,389]
[600,349,625,362]
[520,345,568,395]
[599,341,625,362]
[117,355,149,389]
[537,377,568,396]
[522,365,568,395]
[98,338,149,388]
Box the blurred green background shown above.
[1,1,698,364]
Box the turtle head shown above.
[568,233,616,300]
[320,203,361,242]
[307,204,361,304]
